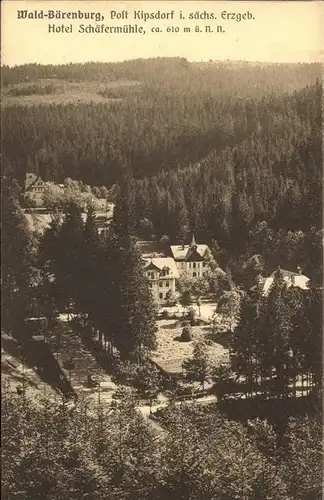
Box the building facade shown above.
[25,173,45,207]
[170,235,210,279]
[143,257,179,303]
[138,235,211,302]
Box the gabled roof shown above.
[270,269,299,279]
[170,244,209,261]
[143,261,162,272]
[143,257,179,278]
[185,246,205,262]
[25,173,38,189]
[262,269,309,296]
[25,173,44,191]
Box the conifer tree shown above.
[77,206,101,322]
[183,341,211,390]
[108,230,156,359]
[109,174,156,358]
[2,177,38,337]
[111,169,136,239]
[263,268,293,397]
[38,209,63,316]
[55,202,85,312]
[230,295,259,393]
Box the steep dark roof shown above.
[185,247,205,262]
[170,244,208,261]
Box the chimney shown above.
[297,266,302,275]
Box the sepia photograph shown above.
[1,1,323,498]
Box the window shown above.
[159,293,163,299]
[159,281,163,287]
[193,263,196,269]
[149,283,152,288]
[166,281,169,287]
[193,272,197,278]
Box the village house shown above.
[82,202,115,235]
[96,198,110,211]
[136,234,212,302]
[143,257,179,303]
[170,234,210,279]
[24,172,45,207]
[259,267,310,296]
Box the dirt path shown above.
[47,322,117,405]
[3,325,218,434]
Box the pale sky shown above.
[1,1,323,66]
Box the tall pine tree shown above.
[2,177,39,338]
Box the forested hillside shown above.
[2,59,321,184]
[1,58,319,89]
[2,58,322,281]
[131,82,322,240]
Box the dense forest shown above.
[1,58,319,89]
[2,59,321,184]
[2,384,322,500]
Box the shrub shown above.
[188,307,199,326]
[149,336,158,351]
[188,307,197,321]
[180,326,193,342]
[165,289,177,307]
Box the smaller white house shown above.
[143,257,179,303]
[261,267,309,296]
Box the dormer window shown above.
[160,266,170,277]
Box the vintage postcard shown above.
[1,1,323,498]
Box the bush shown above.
[149,337,158,351]
[188,307,197,321]
[175,384,194,398]
[113,360,161,398]
[180,326,193,342]
[162,310,171,319]
[165,289,177,307]
[188,307,199,326]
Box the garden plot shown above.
[151,319,228,375]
